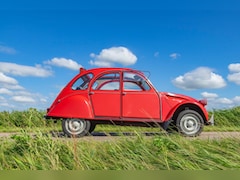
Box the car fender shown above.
[47,94,94,119]
[163,101,208,122]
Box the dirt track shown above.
[0,131,240,140]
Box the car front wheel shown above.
[62,119,91,137]
[176,110,204,137]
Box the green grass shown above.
[0,107,240,170]
[0,106,240,133]
[1,131,240,170]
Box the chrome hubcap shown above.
[66,119,86,135]
[180,115,200,135]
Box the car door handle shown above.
[89,92,94,95]
[122,92,127,95]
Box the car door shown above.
[122,72,160,119]
[90,72,121,117]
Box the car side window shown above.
[92,73,120,90]
[72,73,93,90]
[123,72,150,91]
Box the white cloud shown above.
[169,53,181,59]
[0,102,14,108]
[228,72,240,85]
[228,63,240,72]
[45,57,82,70]
[216,98,233,105]
[89,46,137,67]
[227,63,240,85]
[40,98,47,103]
[0,88,13,95]
[0,62,52,77]
[201,92,218,99]
[233,96,240,103]
[0,72,18,84]
[0,45,16,54]
[1,84,24,90]
[15,91,33,96]
[172,67,226,90]
[11,95,36,103]
[200,92,240,109]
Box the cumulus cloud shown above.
[201,92,218,99]
[228,63,240,72]
[0,102,14,108]
[1,84,24,90]
[227,63,240,85]
[215,98,233,105]
[45,57,82,70]
[0,88,12,95]
[228,73,240,85]
[89,46,137,67]
[169,53,181,59]
[0,45,16,54]
[233,96,240,103]
[172,67,226,90]
[0,72,18,84]
[0,62,52,77]
[200,92,240,109]
[11,95,36,103]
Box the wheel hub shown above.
[68,119,86,133]
[186,120,195,130]
[181,115,199,134]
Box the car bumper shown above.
[206,114,214,126]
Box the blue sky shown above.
[0,0,240,111]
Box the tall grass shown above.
[0,107,240,170]
[0,108,56,132]
[211,106,240,126]
[0,106,240,131]
[0,131,240,170]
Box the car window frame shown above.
[123,72,151,92]
[91,71,121,91]
[71,73,94,90]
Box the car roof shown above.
[80,67,140,74]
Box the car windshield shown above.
[72,73,93,90]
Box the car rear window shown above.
[72,73,93,90]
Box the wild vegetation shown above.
[0,106,239,131]
[1,131,240,170]
[0,106,240,170]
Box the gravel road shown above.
[0,131,240,141]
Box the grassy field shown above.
[1,131,240,170]
[0,106,240,132]
[0,106,240,170]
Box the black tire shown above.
[62,119,91,137]
[89,122,96,133]
[166,122,178,133]
[176,110,204,137]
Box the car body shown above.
[45,67,212,137]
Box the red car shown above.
[45,67,213,137]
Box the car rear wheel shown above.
[176,110,204,137]
[89,122,96,133]
[62,119,91,137]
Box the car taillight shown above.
[199,99,207,106]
